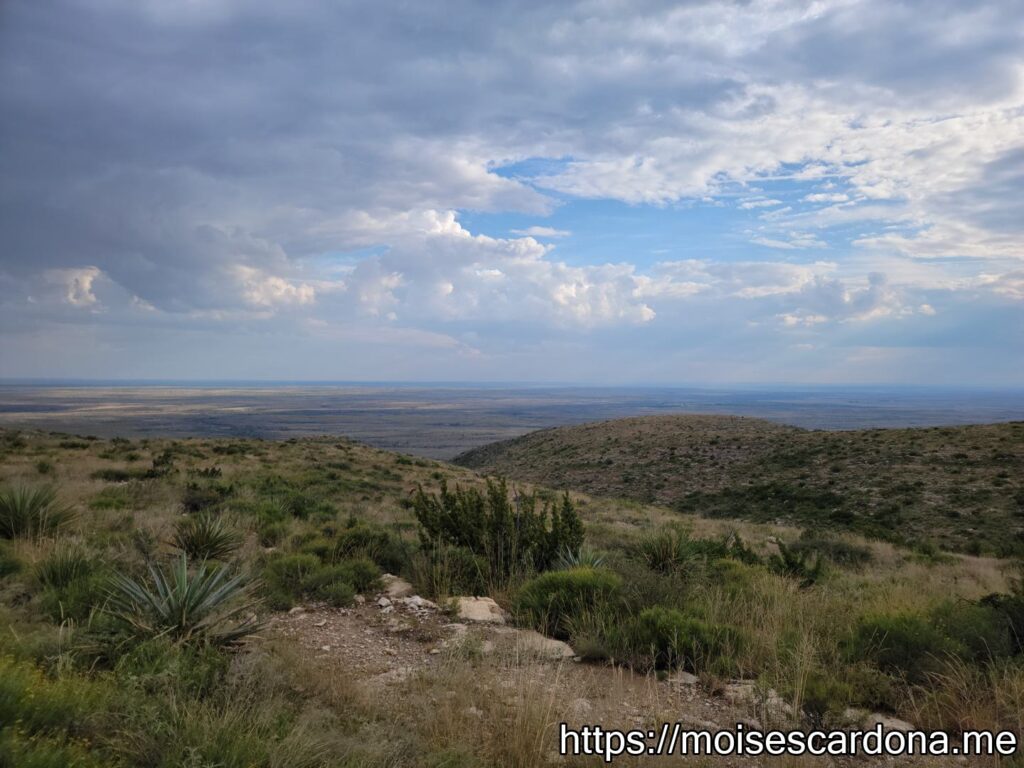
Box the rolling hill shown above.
[455,414,1024,555]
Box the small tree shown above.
[411,479,584,589]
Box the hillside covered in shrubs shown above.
[0,427,1022,766]
[456,415,1024,557]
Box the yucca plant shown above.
[0,485,74,539]
[172,513,242,561]
[107,555,261,645]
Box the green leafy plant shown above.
[638,527,758,574]
[768,541,824,588]
[412,479,583,589]
[172,513,242,561]
[845,613,959,684]
[107,554,261,645]
[513,566,622,639]
[555,546,606,570]
[620,606,734,672]
[0,485,74,539]
[34,542,93,590]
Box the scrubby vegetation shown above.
[0,426,1022,765]
[456,415,1024,556]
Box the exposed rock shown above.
[510,629,575,660]
[401,595,438,611]
[723,681,793,720]
[381,574,416,598]
[453,596,507,624]
[669,671,700,686]
[354,594,366,605]
[376,596,392,609]
[288,606,306,615]
[864,712,916,732]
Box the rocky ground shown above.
[267,576,967,768]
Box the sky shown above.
[1,0,1022,385]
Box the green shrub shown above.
[261,552,374,608]
[113,635,228,699]
[0,656,114,749]
[90,467,149,482]
[846,613,960,684]
[332,520,407,572]
[257,520,289,548]
[181,482,229,514]
[931,600,1013,662]
[172,514,242,561]
[39,573,109,623]
[108,555,261,646]
[768,541,824,588]
[407,542,486,598]
[34,543,93,591]
[513,567,622,640]
[32,544,107,622]
[791,534,872,568]
[638,528,758,574]
[413,479,584,589]
[619,606,739,672]
[0,543,21,579]
[0,486,74,539]
[800,671,853,726]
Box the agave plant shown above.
[0,485,75,539]
[172,513,242,561]
[555,546,607,570]
[107,554,261,645]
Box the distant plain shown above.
[1,383,1023,458]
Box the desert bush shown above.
[513,567,622,640]
[262,552,374,608]
[800,671,853,726]
[791,534,873,568]
[90,467,150,483]
[181,482,230,514]
[34,543,93,591]
[262,553,320,608]
[638,527,758,574]
[412,479,583,589]
[257,520,289,548]
[0,486,74,539]
[172,513,242,561]
[931,600,1013,662]
[302,559,380,596]
[768,541,824,588]
[407,542,486,598]
[846,613,960,684]
[0,655,113,766]
[107,555,260,646]
[332,520,407,572]
[0,543,21,579]
[618,606,740,673]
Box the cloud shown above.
[803,193,850,203]
[739,198,784,209]
[510,226,572,238]
[0,0,1021,382]
[234,266,317,308]
[751,233,827,250]
[45,267,102,308]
